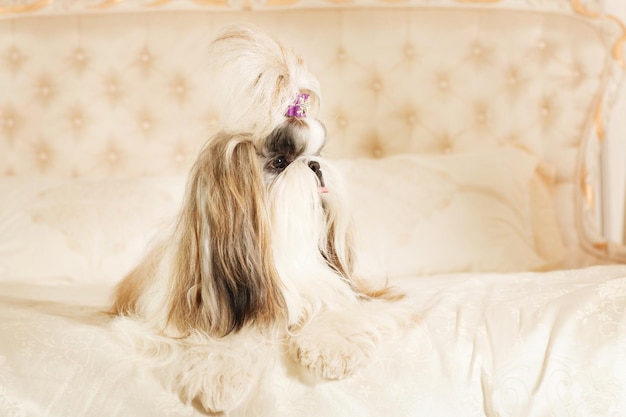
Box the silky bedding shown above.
[2,265,626,417]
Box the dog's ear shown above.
[322,183,403,301]
[320,181,356,282]
[320,168,404,301]
[168,132,285,337]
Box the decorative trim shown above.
[593,241,608,250]
[265,0,299,5]
[569,0,626,69]
[614,35,625,69]
[570,0,600,18]
[90,0,124,9]
[581,164,596,212]
[607,14,626,68]
[144,0,172,6]
[191,0,228,6]
[454,0,500,3]
[593,102,605,141]
[0,0,52,14]
[0,0,612,16]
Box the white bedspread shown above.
[2,264,626,417]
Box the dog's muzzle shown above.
[308,161,328,193]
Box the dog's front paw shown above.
[192,369,254,414]
[169,337,268,414]
[288,329,375,380]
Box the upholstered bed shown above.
[2,0,626,415]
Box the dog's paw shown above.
[192,370,254,414]
[288,329,375,380]
[171,344,265,414]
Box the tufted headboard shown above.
[0,0,625,265]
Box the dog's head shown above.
[166,26,354,337]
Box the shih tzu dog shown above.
[111,25,412,413]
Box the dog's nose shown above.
[308,160,325,187]
[308,161,320,174]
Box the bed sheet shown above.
[1,264,626,417]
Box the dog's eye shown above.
[270,156,288,171]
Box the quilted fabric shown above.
[0,8,616,175]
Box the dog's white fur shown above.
[110,25,413,413]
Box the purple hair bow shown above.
[286,93,310,118]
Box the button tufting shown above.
[405,44,415,59]
[172,79,187,101]
[74,50,85,62]
[70,48,89,73]
[507,68,518,85]
[504,133,519,144]
[437,134,453,153]
[572,66,583,79]
[138,111,154,133]
[0,107,18,134]
[0,10,614,181]
[34,77,55,105]
[136,47,155,74]
[5,46,24,73]
[337,48,347,62]
[104,76,122,105]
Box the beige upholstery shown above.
[4,4,626,416]
[0,1,624,264]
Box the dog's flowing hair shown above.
[110,25,412,413]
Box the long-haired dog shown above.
[111,25,413,413]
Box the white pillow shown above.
[337,146,565,279]
[0,146,564,284]
[0,177,185,284]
